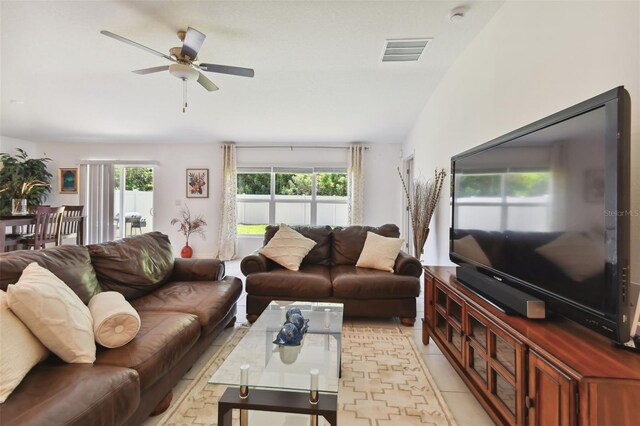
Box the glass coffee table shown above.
[209,301,343,426]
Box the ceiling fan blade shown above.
[132,65,170,75]
[181,27,206,61]
[199,63,255,78]
[197,72,219,92]
[101,30,176,63]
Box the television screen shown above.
[450,87,631,342]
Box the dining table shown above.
[0,214,85,252]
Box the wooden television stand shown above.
[422,266,640,426]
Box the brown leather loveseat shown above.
[0,232,242,426]
[241,224,422,326]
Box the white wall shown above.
[362,144,403,228]
[3,140,401,258]
[402,1,640,284]
[0,136,38,158]
[38,142,223,258]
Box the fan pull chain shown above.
[182,79,188,113]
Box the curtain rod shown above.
[79,160,160,165]
[224,145,369,150]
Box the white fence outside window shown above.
[237,167,348,234]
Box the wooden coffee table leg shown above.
[218,387,338,426]
[217,399,233,426]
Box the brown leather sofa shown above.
[0,232,242,426]
[241,224,422,326]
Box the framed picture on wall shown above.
[58,168,79,194]
[186,168,209,198]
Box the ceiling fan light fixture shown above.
[169,63,198,81]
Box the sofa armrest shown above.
[171,258,225,281]
[394,251,422,277]
[241,251,270,275]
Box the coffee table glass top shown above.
[209,301,343,393]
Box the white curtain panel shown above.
[348,144,365,225]
[79,163,114,244]
[216,143,237,260]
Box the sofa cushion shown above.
[0,291,49,403]
[172,258,226,281]
[265,225,333,266]
[356,232,404,272]
[0,245,101,304]
[332,224,400,265]
[331,265,420,299]
[95,310,200,391]
[260,224,317,271]
[246,265,332,298]
[88,232,175,300]
[7,263,96,364]
[131,276,242,336]
[89,292,141,348]
[0,363,139,426]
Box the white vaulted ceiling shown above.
[0,1,502,145]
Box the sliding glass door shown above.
[113,166,155,239]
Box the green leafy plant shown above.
[114,167,154,191]
[0,149,52,214]
[170,205,207,246]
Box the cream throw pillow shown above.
[260,224,317,271]
[535,232,605,282]
[89,292,141,348]
[356,231,404,272]
[7,263,96,363]
[455,235,492,267]
[0,290,49,403]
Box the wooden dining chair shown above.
[3,235,22,252]
[22,206,65,250]
[60,205,84,244]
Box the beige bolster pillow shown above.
[88,292,141,348]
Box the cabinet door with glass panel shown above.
[465,305,526,425]
[433,283,465,364]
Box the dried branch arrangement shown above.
[398,167,447,258]
[170,205,207,246]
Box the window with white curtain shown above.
[237,167,348,235]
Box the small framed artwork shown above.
[59,168,79,194]
[186,168,209,198]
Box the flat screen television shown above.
[450,86,632,343]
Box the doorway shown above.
[403,157,414,255]
[113,166,155,239]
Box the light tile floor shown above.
[142,260,495,426]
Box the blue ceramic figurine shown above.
[273,307,310,346]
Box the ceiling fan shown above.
[101,27,254,111]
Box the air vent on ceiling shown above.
[382,38,432,62]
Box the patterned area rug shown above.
[158,325,456,426]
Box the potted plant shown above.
[399,167,447,259]
[170,205,207,258]
[0,149,52,215]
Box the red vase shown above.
[181,244,193,258]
